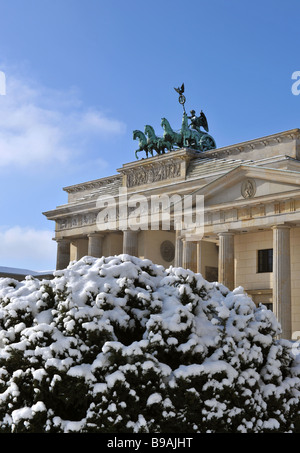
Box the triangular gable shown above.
[192,165,300,206]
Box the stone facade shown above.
[43,128,300,339]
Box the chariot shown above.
[133,84,216,159]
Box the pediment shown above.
[195,165,300,206]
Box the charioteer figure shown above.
[188,109,209,133]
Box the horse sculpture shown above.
[133,129,153,159]
[161,117,183,149]
[144,125,172,156]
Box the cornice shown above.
[202,128,300,159]
[117,148,198,173]
[63,174,121,194]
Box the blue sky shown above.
[0,0,299,270]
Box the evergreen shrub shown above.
[0,255,299,433]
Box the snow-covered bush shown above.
[0,254,299,433]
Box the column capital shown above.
[122,229,140,238]
[87,232,105,238]
[217,231,235,237]
[271,224,291,230]
[183,237,197,243]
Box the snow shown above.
[147,393,163,406]
[106,370,126,388]
[0,254,299,433]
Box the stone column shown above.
[123,230,139,256]
[272,225,291,339]
[218,232,235,290]
[183,240,196,271]
[196,241,202,274]
[56,238,70,270]
[88,233,104,258]
[71,240,80,261]
[174,230,183,267]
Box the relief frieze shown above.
[126,161,181,188]
[56,212,98,231]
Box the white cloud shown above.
[0,71,126,169]
[79,109,127,136]
[0,226,56,271]
[0,68,127,271]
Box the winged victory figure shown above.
[188,109,209,132]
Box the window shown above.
[257,249,273,273]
